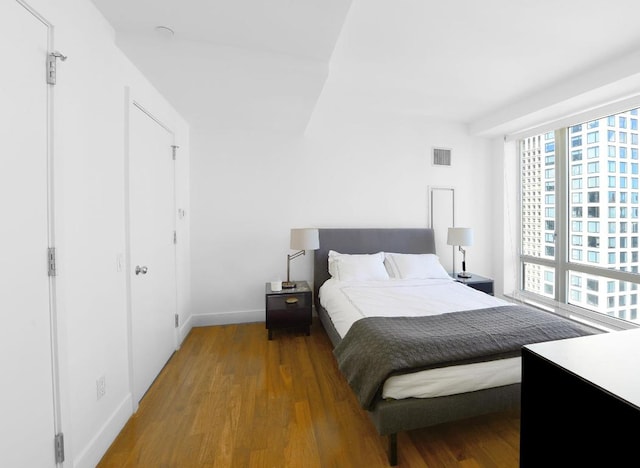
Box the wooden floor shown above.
[98,319,520,467]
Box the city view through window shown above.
[520,108,640,326]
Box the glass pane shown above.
[568,108,640,273]
[567,271,640,325]
[523,262,555,299]
[521,133,556,260]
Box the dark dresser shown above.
[520,328,640,467]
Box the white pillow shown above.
[384,253,450,280]
[327,250,389,281]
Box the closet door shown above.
[0,1,57,466]
[129,103,178,404]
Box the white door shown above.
[0,1,58,467]
[129,103,177,404]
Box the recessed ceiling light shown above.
[154,26,175,38]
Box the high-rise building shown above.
[520,109,639,324]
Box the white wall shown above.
[20,0,189,466]
[190,82,496,323]
[481,49,640,299]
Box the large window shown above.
[520,108,640,327]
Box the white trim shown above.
[506,94,640,142]
[16,1,67,464]
[191,310,265,327]
[71,393,133,468]
[178,314,193,344]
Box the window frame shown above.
[519,127,639,331]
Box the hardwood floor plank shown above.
[98,319,520,467]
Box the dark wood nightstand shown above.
[450,273,494,295]
[265,280,312,340]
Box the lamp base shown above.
[281,281,297,289]
[457,272,472,279]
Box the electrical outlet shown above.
[96,375,106,400]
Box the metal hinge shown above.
[171,145,179,161]
[175,314,179,328]
[173,231,177,244]
[47,51,67,85]
[48,247,57,277]
[54,433,65,463]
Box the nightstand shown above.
[265,280,312,340]
[450,273,494,295]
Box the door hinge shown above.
[171,145,179,161]
[47,51,67,85]
[54,433,65,463]
[48,247,57,277]
[173,231,177,244]
[175,314,179,328]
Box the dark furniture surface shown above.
[520,328,640,467]
[450,272,494,295]
[313,228,520,465]
[265,281,312,340]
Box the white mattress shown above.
[319,277,522,399]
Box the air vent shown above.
[432,147,452,166]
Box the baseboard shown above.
[191,309,264,327]
[72,393,133,468]
[178,313,193,344]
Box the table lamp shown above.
[283,228,319,289]
[447,227,474,278]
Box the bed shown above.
[312,228,599,465]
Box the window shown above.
[587,279,599,291]
[519,108,640,327]
[620,116,627,128]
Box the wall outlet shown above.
[96,375,106,400]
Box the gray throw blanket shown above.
[333,305,598,410]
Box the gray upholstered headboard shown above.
[313,228,436,306]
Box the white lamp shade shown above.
[290,228,319,250]
[447,227,474,246]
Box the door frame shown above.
[124,87,179,411]
[13,0,64,463]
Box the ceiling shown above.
[90,0,640,135]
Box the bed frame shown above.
[313,228,521,466]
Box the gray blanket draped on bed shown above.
[333,305,598,410]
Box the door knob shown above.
[135,265,148,275]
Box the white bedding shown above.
[319,277,522,399]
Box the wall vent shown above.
[432,147,452,166]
